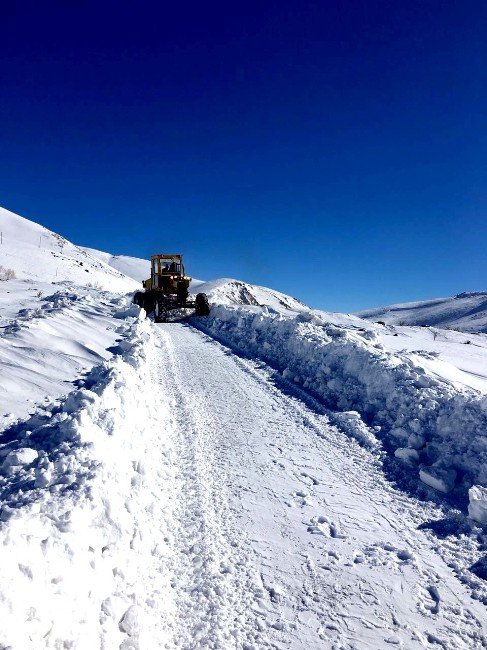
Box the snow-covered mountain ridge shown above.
[0,207,138,292]
[357,291,487,333]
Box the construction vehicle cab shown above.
[145,254,190,304]
[134,254,209,322]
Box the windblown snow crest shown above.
[0,307,177,648]
[195,305,487,501]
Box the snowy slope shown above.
[0,207,138,292]
[0,280,133,425]
[375,324,487,394]
[0,207,141,430]
[357,292,487,333]
[193,277,309,312]
[82,247,150,283]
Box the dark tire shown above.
[195,293,210,316]
[144,292,156,316]
[133,291,144,308]
[177,281,189,305]
[154,298,167,323]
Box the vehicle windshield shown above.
[159,258,181,273]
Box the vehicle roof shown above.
[150,254,183,260]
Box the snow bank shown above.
[0,282,131,424]
[196,305,487,496]
[468,486,487,525]
[0,307,171,648]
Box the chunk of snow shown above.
[407,433,425,449]
[333,411,378,448]
[34,466,52,488]
[419,467,457,493]
[62,388,98,414]
[395,448,419,464]
[468,485,487,525]
[113,305,145,320]
[119,605,139,636]
[2,448,38,468]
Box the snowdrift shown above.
[0,281,132,424]
[196,305,487,497]
[0,308,170,648]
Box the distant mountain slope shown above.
[357,292,487,333]
[82,247,150,283]
[0,207,138,292]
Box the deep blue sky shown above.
[1,1,485,310]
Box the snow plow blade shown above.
[133,290,210,322]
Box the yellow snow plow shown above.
[133,254,209,322]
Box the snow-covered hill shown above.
[192,278,307,312]
[81,247,150,283]
[0,207,138,292]
[357,292,487,333]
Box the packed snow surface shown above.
[357,292,487,333]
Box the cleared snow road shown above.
[143,322,486,649]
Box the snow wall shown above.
[196,305,487,496]
[0,309,171,648]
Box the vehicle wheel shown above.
[176,281,188,305]
[195,293,210,316]
[154,298,167,323]
[145,292,156,315]
[133,291,144,308]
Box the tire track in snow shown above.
[150,323,486,650]
[154,327,265,648]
